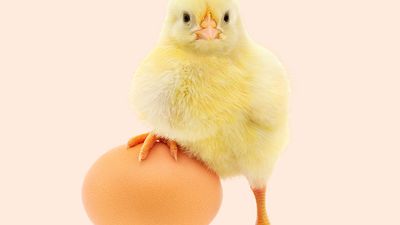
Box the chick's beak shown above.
[196,12,220,40]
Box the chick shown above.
[128,0,289,224]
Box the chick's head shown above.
[162,0,246,54]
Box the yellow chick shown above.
[128,0,289,224]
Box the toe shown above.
[137,133,157,162]
[127,132,149,149]
[167,140,178,161]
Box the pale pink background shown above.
[0,0,399,224]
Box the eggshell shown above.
[82,143,222,225]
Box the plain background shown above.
[1,0,399,224]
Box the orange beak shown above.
[196,12,220,40]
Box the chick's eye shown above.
[183,13,191,23]
[224,12,230,23]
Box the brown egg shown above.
[82,143,222,225]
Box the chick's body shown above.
[131,40,288,187]
[129,1,289,223]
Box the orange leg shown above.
[252,187,270,225]
[127,132,179,162]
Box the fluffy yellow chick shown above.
[128,0,289,224]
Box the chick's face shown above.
[163,0,245,54]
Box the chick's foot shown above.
[127,132,179,162]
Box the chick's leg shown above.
[252,186,270,225]
[127,132,179,162]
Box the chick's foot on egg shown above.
[252,187,271,225]
[127,132,178,162]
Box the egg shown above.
[82,143,222,225]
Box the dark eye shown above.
[224,12,230,23]
[183,12,191,23]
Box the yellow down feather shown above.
[130,0,289,188]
